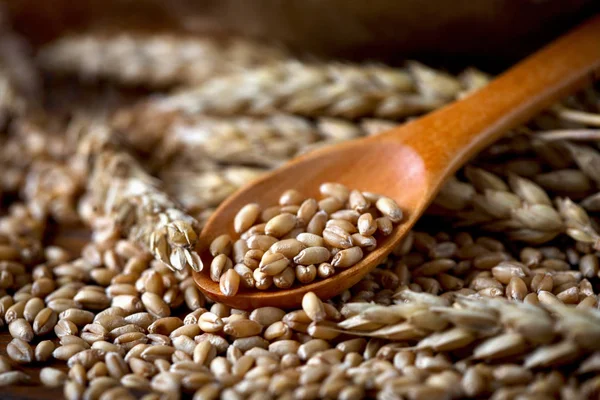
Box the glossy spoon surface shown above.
[194,15,600,309]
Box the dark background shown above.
[5,0,599,72]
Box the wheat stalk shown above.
[121,113,398,173]
[112,66,487,157]
[87,148,202,272]
[323,291,600,398]
[318,291,600,373]
[129,61,471,120]
[37,32,290,88]
[434,164,600,247]
[336,290,599,341]
[159,166,267,220]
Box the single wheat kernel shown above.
[376,217,393,235]
[148,317,184,335]
[40,367,67,387]
[247,235,278,251]
[141,345,176,362]
[234,204,261,234]
[243,249,264,270]
[241,224,267,240]
[253,269,273,290]
[210,254,233,282]
[249,307,285,327]
[210,234,233,257]
[319,197,344,214]
[34,340,55,362]
[80,324,108,344]
[351,233,377,251]
[326,219,358,234]
[304,210,327,236]
[273,267,295,289]
[357,213,377,236]
[295,233,324,248]
[279,190,305,206]
[110,295,143,314]
[0,371,31,386]
[220,269,241,297]
[64,380,84,400]
[141,292,171,318]
[7,338,33,363]
[296,264,317,284]
[223,319,262,338]
[263,321,290,341]
[232,239,249,264]
[320,183,350,203]
[376,197,403,223]
[265,213,297,238]
[60,309,95,327]
[234,264,255,289]
[506,277,528,301]
[579,254,599,278]
[297,199,319,226]
[332,247,364,268]
[5,300,26,324]
[54,319,79,338]
[331,209,361,224]
[260,206,282,223]
[23,297,44,323]
[347,190,369,213]
[323,227,354,249]
[259,252,290,276]
[269,340,301,357]
[53,344,87,361]
[9,318,34,342]
[268,239,305,258]
[294,247,330,265]
[302,292,327,322]
[318,263,335,279]
[94,314,126,332]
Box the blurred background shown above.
[6,0,600,71]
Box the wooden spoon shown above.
[193,15,600,309]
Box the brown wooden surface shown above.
[194,14,600,310]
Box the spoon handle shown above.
[381,14,600,191]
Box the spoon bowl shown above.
[195,137,430,309]
[194,14,600,309]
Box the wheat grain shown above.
[1,29,600,399]
[212,185,402,293]
[6,338,33,363]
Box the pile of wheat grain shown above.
[0,22,597,400]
